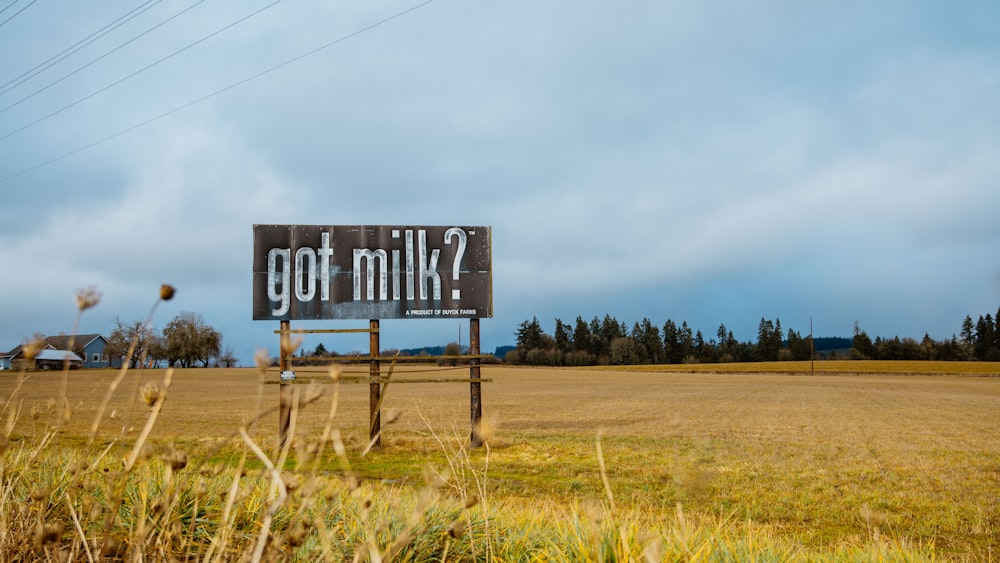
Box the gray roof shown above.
[41,334,106,350]
[4,334,107,358]
[34,350,83,362]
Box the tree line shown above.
[106,311,235,368]
[506,307,1000,366]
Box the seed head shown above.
[280,334,303,358]
[76,286,102,311]
[474,414,498,443]
[159,284,176,301]
[23,338,45,361]
[282,472,303,492]
[447,519,466,538]
[254,349,271,374]
[162,449,188,471]
[140,383,163,407]
[29,487,50,502]
[327,365,342,381]
[33,522,64,548]
[464,493,480,509]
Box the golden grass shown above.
[2,363,998,560]
[601,359,1000,375]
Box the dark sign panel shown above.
[252,225,492,320]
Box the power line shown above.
[0,0,436,185]
[0,0,163,97]
[0,1,20,17]
[0,0,38,27]
[1,0,207,112]
[0,0,34,28]
[0,0,281,141]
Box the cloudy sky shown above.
[1,0,998,362]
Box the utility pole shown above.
[810,316,815,376]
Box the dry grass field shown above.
[2,362,998,560]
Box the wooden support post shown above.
[369,319,381,449]
[278,320,291,448]
[469,318,483,447]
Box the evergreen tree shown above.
[631,322,648,363]
[974,315,993,360]
[920,333,937,360]
[694,330,716,362]
[639,318,663,364]
[599,314,624,356]
[553,318,572,353]
[852,322,874,359]
[787,328,812,361]
[573,316,593,354]
[960,315,975,347]
[756,318,779,361]
[873,336,885,360]
[716,323,731,356]
[589,317,602,352]
[663,319,681,363]
[515,317,545,351]
[679,321,694,362]
[974,314,998,360]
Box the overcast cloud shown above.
[1,0,998,362]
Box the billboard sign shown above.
[253,225,492,320]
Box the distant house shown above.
[34,349,84,370]
[42,334,113,369]
[1,346,83,371]
[0,334,114,371]
[1,345,29,371]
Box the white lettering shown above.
[444,227,467,299]
[295,247,317,302]
[262,226,473,315]
[405,229,415,300]
[318,231,333,301]
[418,229,441,300]
[353,248,388,301]
[391,231,401,301]
[267,248,291,315]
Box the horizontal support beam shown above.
[267,378,492,385]
[274,328,377,334]
[283,354,496,363]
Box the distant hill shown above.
[396,345,513,359]
[401,339,851,362]
[493,345,516,359]
[397,345,459,357]
[812,336,852,352]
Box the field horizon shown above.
[2,362,998,560]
